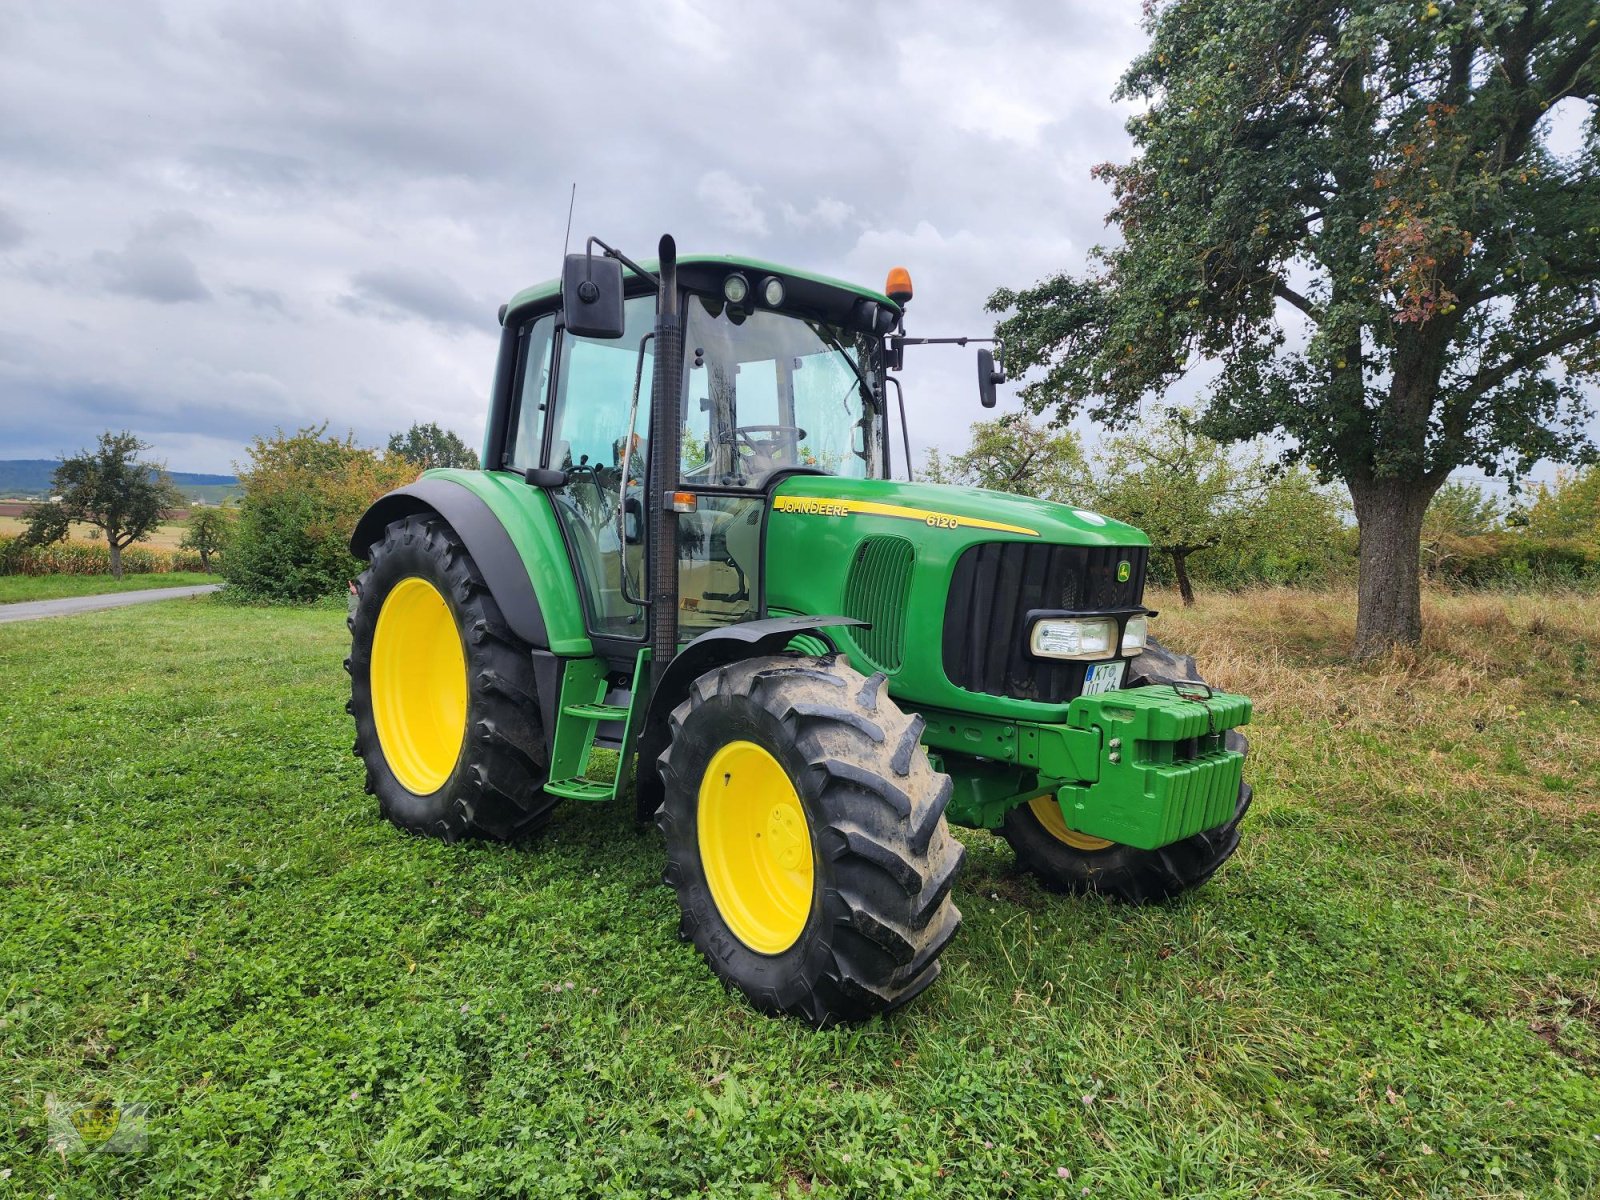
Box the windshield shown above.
[681,294,884,487]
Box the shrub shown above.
[224,425,415,603]
[0,536,205,576]
[1427,533,1600,586]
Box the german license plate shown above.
[1082,661,1127,696]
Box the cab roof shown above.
[502,253,900,327]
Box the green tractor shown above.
[347,236,1252,1026]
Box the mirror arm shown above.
[884,376,913,482]
[586,236,660,287]
[521,467,568,488]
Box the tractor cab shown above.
[345,234,1255,1027]
[484,251,899,648]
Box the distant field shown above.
[0,516,189,549]
[0,572,221,604]
[0,586,1595,1196]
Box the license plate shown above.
[1082,661,1126,696]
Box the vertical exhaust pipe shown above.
[647,235,682,680]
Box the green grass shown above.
[1,590,1595,1197]
[0,572,221,604]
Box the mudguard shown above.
[350,472,591,656]
[632,614,866,822]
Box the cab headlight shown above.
[1122,615,1149,655]
[1030,617,1117,661]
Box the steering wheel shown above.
[735,425,808,454]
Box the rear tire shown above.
[999,637,1251,903]
[657,655,964,1026]
[347,513,555,842]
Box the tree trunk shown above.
[1171,551,1196,607]
[1348,476,1439,657]
[108,538,123,580]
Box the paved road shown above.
[0,584,222,624]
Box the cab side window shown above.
[506,314,555,471]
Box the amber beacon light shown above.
[884,266,913,306]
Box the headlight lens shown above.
[1030,617,1117,660]
[1122,615,1149,655]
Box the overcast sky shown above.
[0,2,1590,489]
[0,0,1144,475]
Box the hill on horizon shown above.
[0,459,239,501]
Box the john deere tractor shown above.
[347,236,1252,1026]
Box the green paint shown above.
[764,473,1148,723]
[416,467,592,656]
[545,657,614,800]
[504,254,902,327]
[924,686,1251,846]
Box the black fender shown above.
[349,479,548,649]
[632,614,866,822]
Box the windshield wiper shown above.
[814,324,879,409]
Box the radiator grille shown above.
[942,541,1149,702]
[841,535,916,672]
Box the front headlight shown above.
[1122,615,1149,655]
[1030,617,1117,660]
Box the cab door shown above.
[543,294,656,639]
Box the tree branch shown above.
[1460,314,1600,402]
[1272,280,1322,323]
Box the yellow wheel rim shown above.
[371,576,467,796]
[697,740,815,955]
[1029,794,1115,852]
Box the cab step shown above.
[544,775,617,802]
[561,702,629,722]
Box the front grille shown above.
[942,541,1149,702]
[841,535,916,671]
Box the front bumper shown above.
[923,685,1252,850]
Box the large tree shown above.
[991,0,1599,655]
[386,421,480,471]
[920,412,1084,500]
[26,432,184,579]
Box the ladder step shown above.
[561,702,630,722]
[544,775,616,801]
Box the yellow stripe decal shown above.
[772,495,1039,537]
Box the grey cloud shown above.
[230,285,290,316]
[339,267,484,331]
[91,211,212,303]
[93,244,211,303]
[0,204,26,249]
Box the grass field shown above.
[0,572,221,604]
[0,516,190,549]
[1,589,1595,1197]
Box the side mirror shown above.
[561,253,626,339]
[977,348,1004,408]
[623,496,643,545]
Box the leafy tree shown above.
[226,425,413,602]
[991,0,1600,655]
[386,422,480,470]
[23,432,183,579]
[921,413,1085,501]
[1523,464,1600,541]
[17,502,72,548]
[1082,410,1278,606]
[1193,465,1354,588]
[180,507,235,571]
[1425,480,1503,539]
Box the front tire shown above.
[657,655,964,1026]
[999,637,1252,903]
[347,513,555,842]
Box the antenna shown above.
[561,183,576,258]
